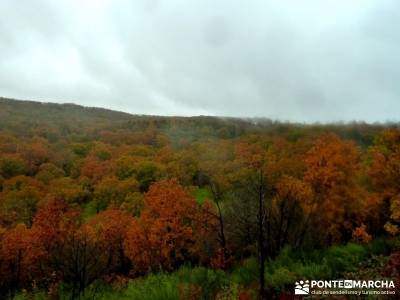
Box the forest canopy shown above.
[0,98,399,299]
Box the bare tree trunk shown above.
[216,200,226,250]
[258,172,266,299]
[210,183,228,261]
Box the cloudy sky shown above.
[0,0,399,122]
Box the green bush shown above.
[126,274,180,300]
[324,243,368,274]
[266,267,296,293]
[92,266,229,300]
[193,187,213,204]
[175,266,229,299]
[367,238,394,256]
[295,261,331,279]
[262,242,374,292]
[231,257,258,285]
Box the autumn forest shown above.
[0,98,399,299]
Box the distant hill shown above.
[0,97,133,126]
[0,97,256,143]
[0,97,396,146]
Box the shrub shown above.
[266,267,296,293]
[367,238,394,256]
[90,266,229,300]
[121,274,180,300]
[175,266,229,299]
[324,243,368,274]
[231,258,258,285]
[295,262,331,279]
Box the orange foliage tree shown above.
[84,209,134,274]
[368,129,400,235]
[30,202,134,298]
[124,179,217,274]
[303,133,365,243]
[0,224,36,298]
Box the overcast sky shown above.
[0,0,399,122]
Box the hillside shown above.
[0,97,394,147]
[0,97,253,142]
[0,97,132,133]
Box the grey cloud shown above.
[0,0,399,122]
